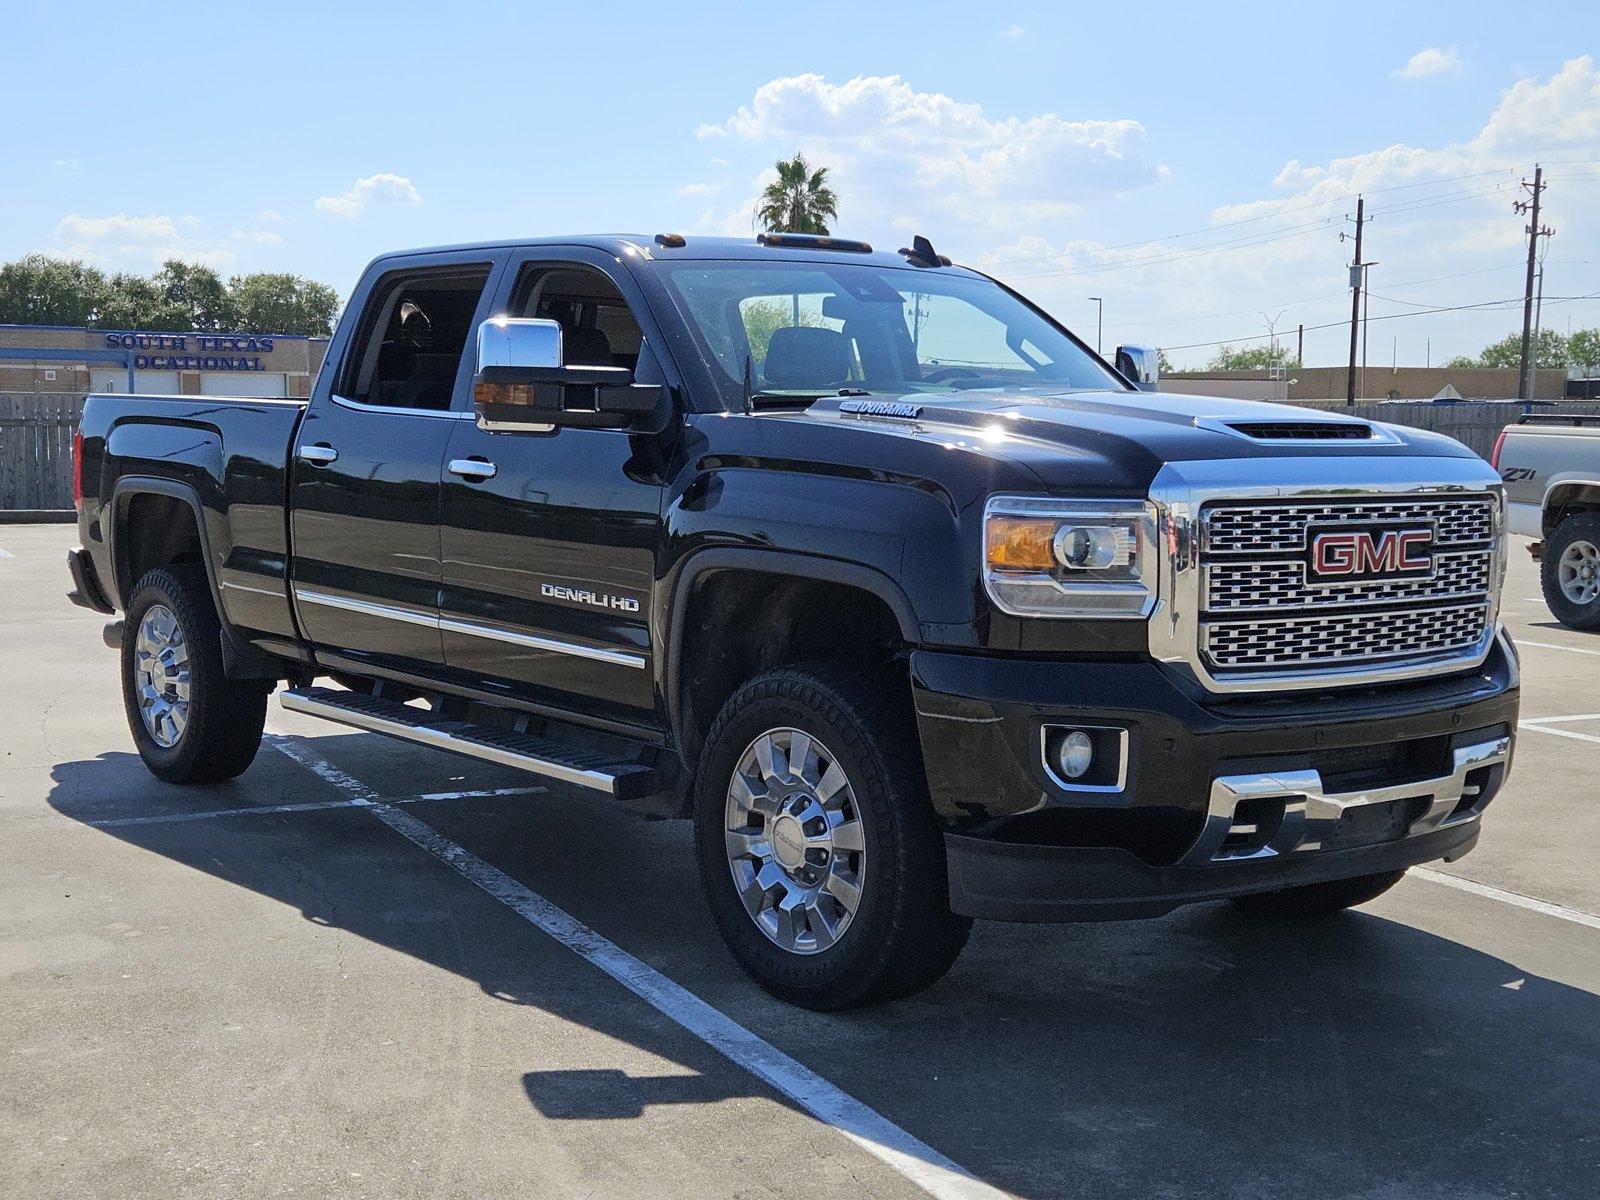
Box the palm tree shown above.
[756,154,839,235]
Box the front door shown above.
[290,259,498,679]
[438,252,668,728]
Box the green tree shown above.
[1157,348,1174,374]
[1206,343,1300,371]
[1466,328,1568,369]
[1566,328,1600,375]
[0,255,342,335]
[0,254,109,326]
[757,153,839,235]
[228,272,340,335]
[149,260,233,331]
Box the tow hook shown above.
[102,619,124,650]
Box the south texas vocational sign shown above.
[103,331,277,372]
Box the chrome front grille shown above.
[1204,550,1490,612]
[1196,493,1498,682]
[1204,497,1495,555]
[1204,602,1490,670]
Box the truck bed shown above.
[76,391,309,654]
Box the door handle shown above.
[298,444,338,465]
[448,457,497,481]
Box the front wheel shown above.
[1542,513,1600,630]
[1230,869,1406,918]
[121,565,269,784]
[693,664,970,1010]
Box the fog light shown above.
[1055,730,1095,779]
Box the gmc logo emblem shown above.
[1307,525,1435,582]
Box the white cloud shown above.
[51,157,81,171]
[697,74,1163,241]
[1394,46,1464,80]
[258,209,284,223]
[677,182,723,197]
[52,212,240,270]
[315,172,421,218]
[231,228,284,245]
[1000,24,1025,38]
[973,57,1600,370]
[57,212,181,242]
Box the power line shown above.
[1161,291,1600,354]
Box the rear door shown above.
[437,249,669,728]
[289,256,501,679]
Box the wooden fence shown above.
[1,393,84,514]
[1287,399,1600,462]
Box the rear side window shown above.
[339,266,492,410]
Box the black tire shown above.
[121,565,269,784]
[693,663,971,1010]
[1230,869,1406,918]
[1541,513,1600,630]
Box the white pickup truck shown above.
[1497,414,1600,627]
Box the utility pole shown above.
[1089,297,1103,355]
[1515,165,1554,399]
[1297,324,1303,367]
[1344,196,1368,405]
[1361,262,1379,401]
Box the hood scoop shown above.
[1195,415,1395,445]
[1227,420,1372,440]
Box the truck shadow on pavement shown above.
[50,740,1600,1200]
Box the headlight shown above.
[983,496,1157,618]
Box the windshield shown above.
[654,260,1125,406]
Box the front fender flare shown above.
[660,547,921,757]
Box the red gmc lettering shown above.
[1311,529,1432,577]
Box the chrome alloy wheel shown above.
[134,603,191,748]
[1559,539,1600,605]
[724,727,868,955]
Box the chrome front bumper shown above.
[1179,735,1513,867]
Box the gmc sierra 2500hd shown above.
[69,233,1518,1009]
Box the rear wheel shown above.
[1230,869,1406,918]
[1542,513,1600,630]
[121,565,269,784]
[693,663,970,1010]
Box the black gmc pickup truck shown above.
[69,233,1519,1009]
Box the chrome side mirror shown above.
[1115,344,1160,392]
[472,316,659,431]
[476,315,565,375]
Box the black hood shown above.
[787,387,1478,493]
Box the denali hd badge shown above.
[1306,524,1435,582]
[540,582,641,613]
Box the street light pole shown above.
[1089,297,1103,355]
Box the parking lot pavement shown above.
[3,522,1598,1200]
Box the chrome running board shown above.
[280,686,658,801]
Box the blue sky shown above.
[3,0,1597,367]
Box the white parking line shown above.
[268,735,1009,1200]
[1414,867,1600,931]
[1516,639,1600,658]
[0,547,13,558]
[1519,719,1600,746]
[88,784,545,829]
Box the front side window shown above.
[509,265,644,370]
[339,267,492,410]
[656,261,1123,406]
